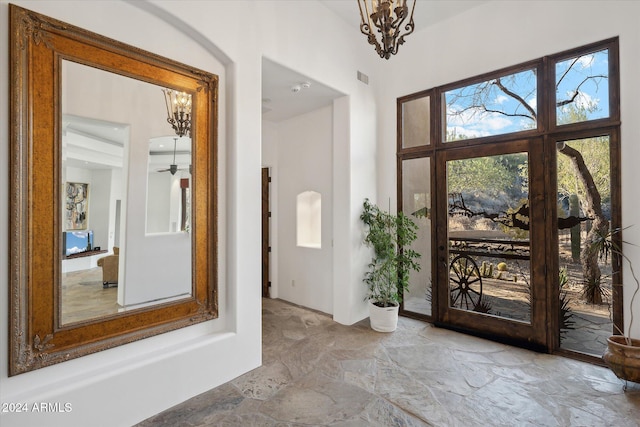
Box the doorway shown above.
[435,139,548,350]
[262,167,271,298]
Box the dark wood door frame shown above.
[435,138,548,351]
[262,167,271,298]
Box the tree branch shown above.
[556,74,607,107]
[493,78,537,120]
[556,56,582,89]
[481,106,535,121]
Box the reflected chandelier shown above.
[162,88,192,138]
[357,0,416,59]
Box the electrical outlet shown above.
[291,280,295,287]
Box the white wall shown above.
[266,106,334,315]
[146,173,172,233]
[373,1,640,337]
[89,169,113,251]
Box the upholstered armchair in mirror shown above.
[97,248,120,288]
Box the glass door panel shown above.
[447,152,531,323]
[401,157,432,317]
[556,136,613,356]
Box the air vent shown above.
[357,70,369,85]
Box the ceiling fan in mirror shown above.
[156,137,191,175]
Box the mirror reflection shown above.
[147,136,192,234]
[60,60,193,326]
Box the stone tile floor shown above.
[137,298,640,426]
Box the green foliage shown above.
[558,267,575,339]
[473,299,493,314]
[447,153,528,206]
[557,101,598,125]
[581,275,609,307]
[361,199,421,307]
[447,157,512,197]
[587,227,640,343]
[556,137,610,204]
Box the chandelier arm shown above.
[390,15,408,40]
[360,22,369,36]
[357,0,416,59]
[358,0,377,41]
[408,0,416,23]
[162,89,173,120]
[363,0,374,34]
[402,1,416,38]
[390,4,407,28]
[357,0,367,26]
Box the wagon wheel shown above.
[449,254,483,310]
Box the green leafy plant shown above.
[361,198,421,307]
[558,267,575,339]
[588,226,639,346]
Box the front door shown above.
[436,139,548,350]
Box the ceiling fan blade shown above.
[156,140,182,175]
[155,165,188,174]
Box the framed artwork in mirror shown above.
[8,5,218,375]
[65,182,89,230]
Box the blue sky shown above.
[66,231,93,255]
[445,49,609,140]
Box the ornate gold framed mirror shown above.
[8,5,218,376]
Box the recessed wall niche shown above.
[296,191,321,249]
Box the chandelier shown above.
[357,0,416,59]
[162,88,192,138]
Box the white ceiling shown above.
[261,58,345,123]
[63,115,190,171]
[320,0,487,32]
[262,0,488,122]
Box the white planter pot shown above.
[369,301,399,332]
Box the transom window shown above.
[444,67,538,141]
[556,48,610,124]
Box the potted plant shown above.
[360,198,421,332]
[590,227,640,385]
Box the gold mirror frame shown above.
[8,5,218,376]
